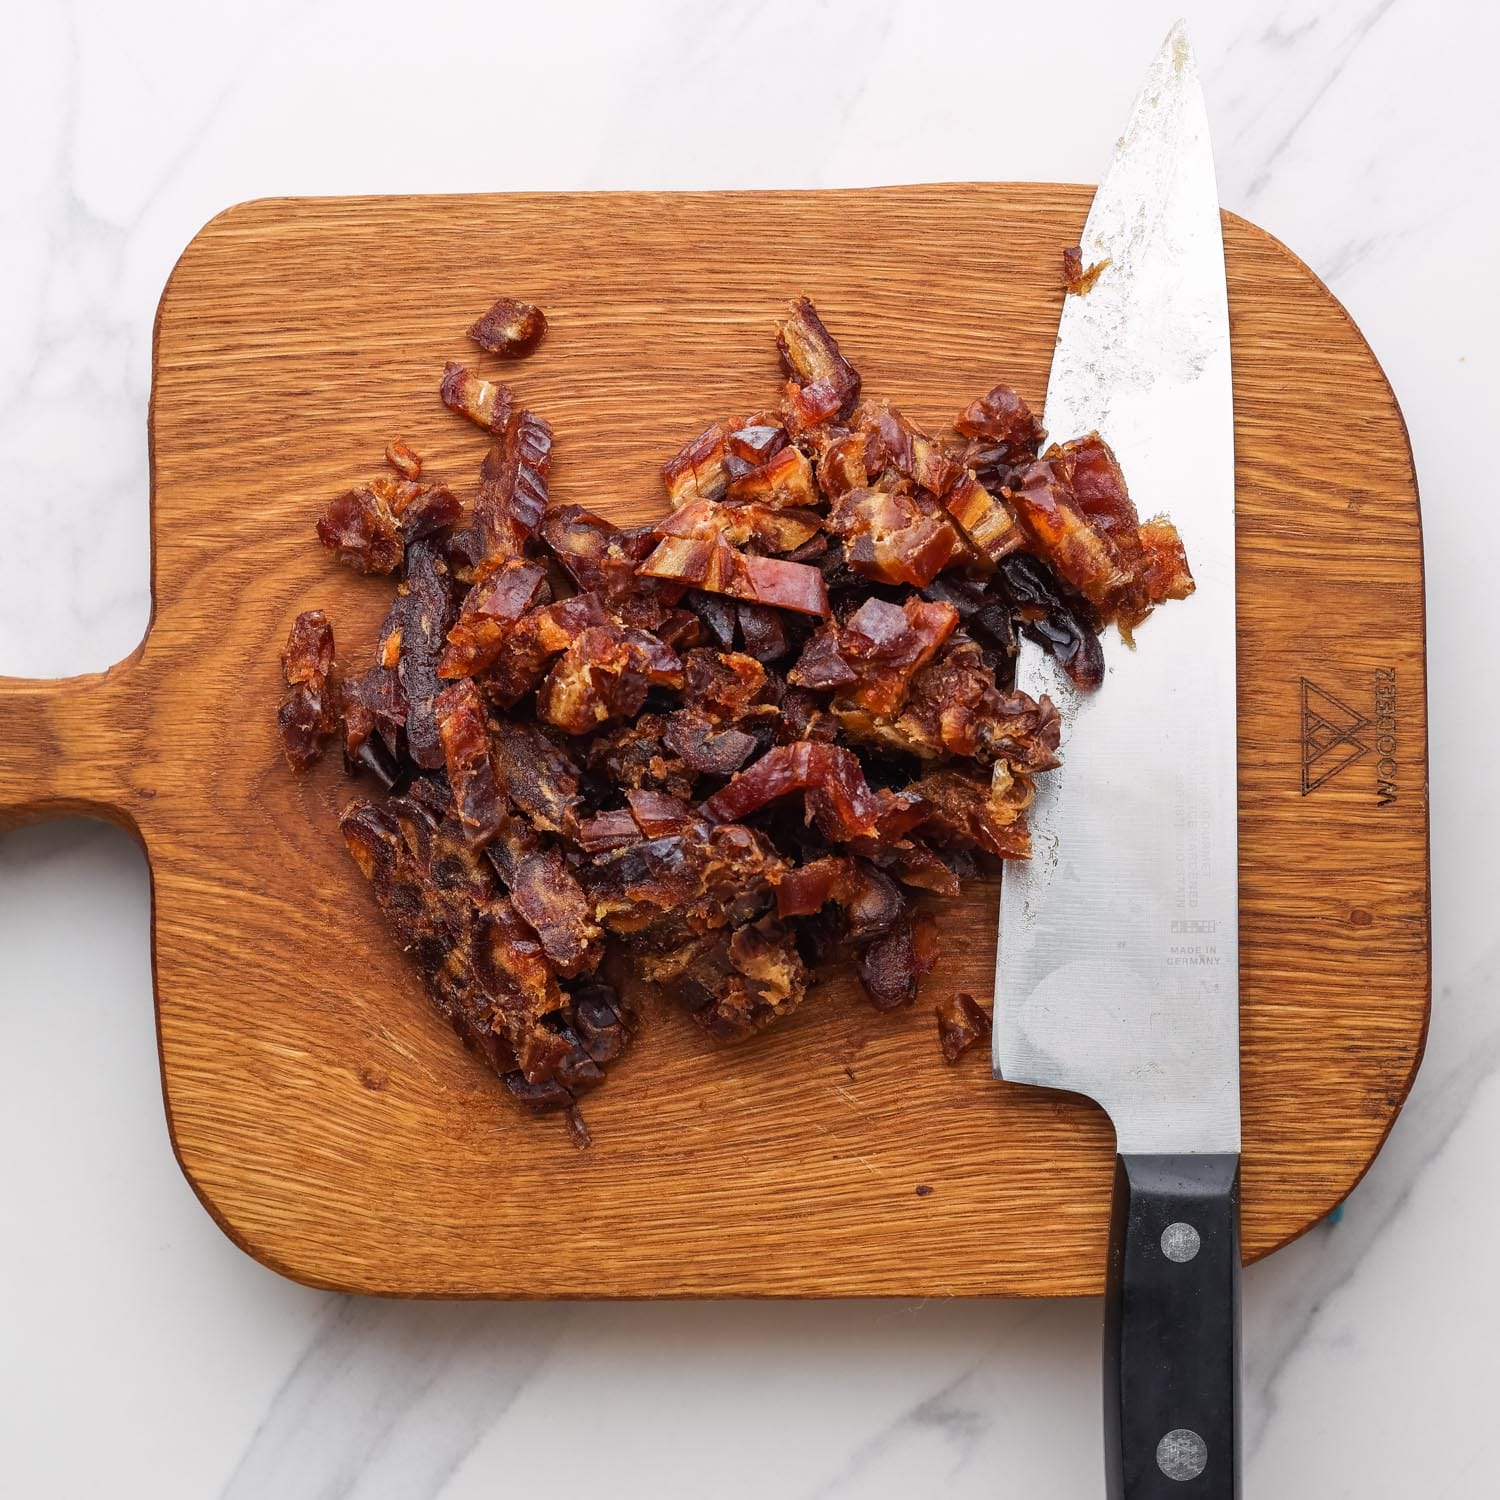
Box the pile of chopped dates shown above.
[277,293,1193,1144]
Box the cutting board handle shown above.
[0,649,148,835]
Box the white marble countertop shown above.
[1,2,1490,1495]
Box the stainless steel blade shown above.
[993,23,1239,1156]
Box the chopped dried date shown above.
[503,1071,573,1112]
[826,485,969,588]
[638,530,830,618]
[869,405,964,498]
[538,624,672,735]
[773,855,905,942]
[439,560,551,679]
[1008,434,1191,638]
[874,840,963,897]
[790,597,957,718]
[996,552,1105,690]
[480,592,613,707]
[662,422,731,507]
[316,485,405,574]
[685,589,738,650]
[836,637,1060,773]
[726,443,817,510]
[915,573,984,620]
[468,295,548,358]
[954,384,1045,458]
[781,375,845,434]
[470,900,569,1075]
[625,788,696,838]
[936,991,992,1063]
[837,597,959,717]
[1007,459,1119,604]
[581,713,695,800]
[455,411,554,580]
[564,1105,592,1147]
[440,361,513,433]
[738,552,831,616]
[944,472,1023,563]
[735,601,790,663]
[491,721,582,835]
[804,427,868,499]
[774,855,853,917]
[727,423,788,466]
[278,682,336,772]
[482,800,542,881]
[507,846,602,977]
[682,649,766,721]
[701,742,880,843]
[282,609,334,686]
[900,765,1034,859]
[316,477,462,574]
[340,664,406,785]
[650,607,702,651]
[394,540,459,770]
[341,710,403,787]
[386,437,423,480]
[584,821,784,946]
[855,910,934,1011]
[551,1022,605,1092]
[570,985,628,1063]
[575,808,642,852]
[504,1068,573,1116]
[778,296,861,430]
[538,505,618,593]
[664,710,758,777]
[344,661,406,737]
[1136,520,1196,608]
[957,436,1022,495]
[781,532,830,567]
[392,483,462,543]
[338,793,622,1113]
[644,915,808,1040]
[1062,246,1109,295]
[840,860,906,943]
[788,624,857,690]
[434,678,503,844]
[773,688,839,744]
[657,495,822,556]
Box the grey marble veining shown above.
[1,2,1490,1495]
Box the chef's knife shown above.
[994,23,1240,1499]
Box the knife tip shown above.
[1163,18,1195,73]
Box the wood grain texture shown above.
[0,187,1429,1297]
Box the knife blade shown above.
[992,23,1241,1498]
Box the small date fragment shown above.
[935,991,992,1063]
[1062,246,1110,296]
[469,296,548,358]
[277,611,337,771]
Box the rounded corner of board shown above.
[170,1160,351,1294]
[1223,208,1419,489]
[155,198,291,321]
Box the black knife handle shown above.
[1104,1152,1241,1499]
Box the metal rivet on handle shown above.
[1160,1222,1201,1263]
[1157,1429,1208,1481]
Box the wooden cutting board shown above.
[0,186,1428,1297]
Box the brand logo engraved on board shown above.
[1373,667,1398,806]
[1299,677,1370,794]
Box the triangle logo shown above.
[1300,678,1370,794]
